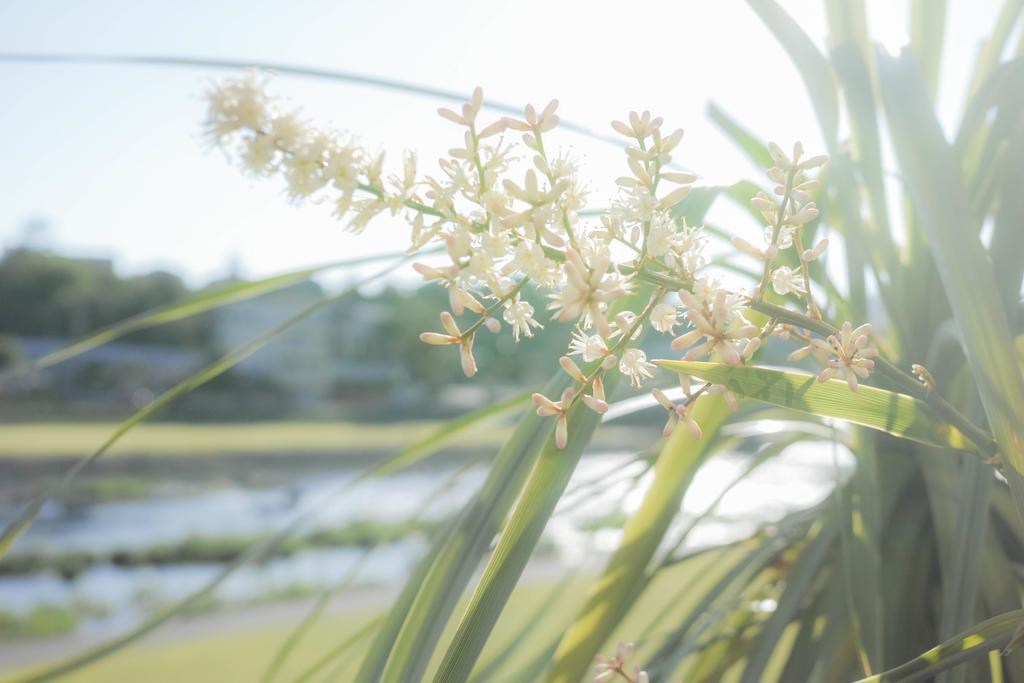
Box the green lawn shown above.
[0,420,644,459]
[0,420,491,458]
[1,555,727,683]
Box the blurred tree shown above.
[0,247,209,347]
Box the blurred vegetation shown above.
[0,519,447,580]
[0,247,208,347]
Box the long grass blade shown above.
[877,49,1024,521]
[262,460,475,683]
[655,361,980,453]
[547,395,730,683]
[429,376,618,683]
[909,0,948,101]
[738,513,838,682]
[0,53,624,148]
[363,372,570,683]
[852,610,1024,683]
[705,102,772,169]
[745,0,839,140]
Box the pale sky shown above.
[0,0,1008,287]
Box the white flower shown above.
[503,299,543,341]
[205,69,270,142]
[673,220,708,277]
[650,303,679,333]
[548,249,628,335]
[814,322,878,391]
[506,241,559,287]
[672,288,756,366]
[619,348,655,387]
[645,211,678,257]
[569,330,617,367]
[770,266,805,295]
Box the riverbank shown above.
[0,560,582,681]
[0,554,721,682]
[0,420,652,508]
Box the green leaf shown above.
[877,49,1024,514]
[706,102,772,169]
[364,372,570,683]
[938,456,994,683]
[286,617,382,683]
[358,389,531,480]
[909,0,948,101]
[988,104,1024,314]
[739,513,839,683]
[823,0,870,55]
[429,375,619,683]
[644,533,793,679]
[746,0,839,141]
[964,0,1024,98]
[851,610,1024,683]
[546,395,731,683]
[655,361,980,453]
[829,43,900,303]
[835,431,885,676]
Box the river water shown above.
[0,441,850,639]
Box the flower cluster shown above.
[206,71,880,448]
[594,642,648,683]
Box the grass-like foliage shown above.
[2,1,1024,681]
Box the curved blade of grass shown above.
[546,395,730,683]
[0,53,624,149]
[656,361,979,453]
[910,0,948,101]
[878,49,1024,522]
[738,513,839,682]
[652,433,805,571]
[852,610,1024,683]
[829,43,900,298]
[745,0,839,141]
[468,574,577,683]
[363,372,570,683]
[357,388,531,480]
[964,0,1024,99]
[824,0,869,55]
[0,251,410,384]
[834,431,884,677]
[643,533,792,679]
[0,257,407,562]
[429,375,619,683]
[938,455,994,683]
[706,102,772,168]
[263,459,476,683]
[286,616,382,683]
[989,112,1024,315]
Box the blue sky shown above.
[0,0,1008,286]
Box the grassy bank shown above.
[0,421,464,458]
[2,553,728,682]
[0,520,445,580]
[0,420,647,459]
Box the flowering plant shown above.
[200,66,1024,682]
[1,2,1021,681]
[206,71,892,455]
